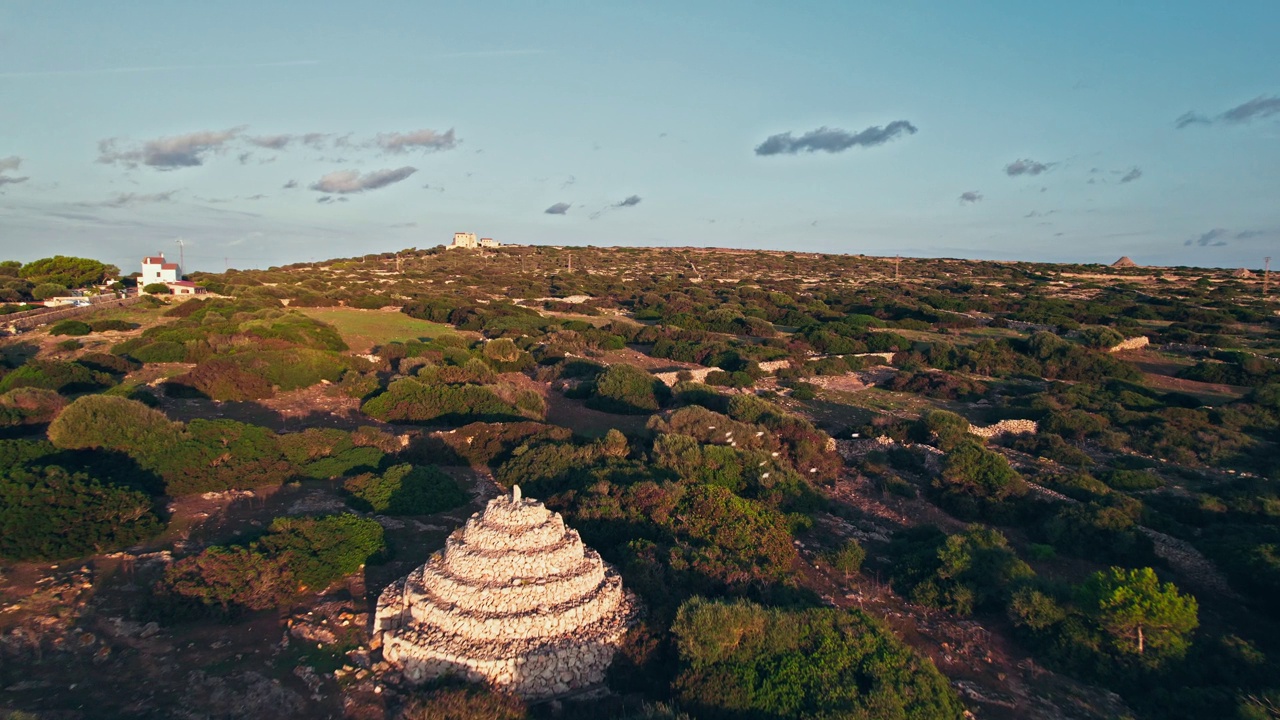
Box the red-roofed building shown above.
[141,252,180,283]
[165,280,207,296]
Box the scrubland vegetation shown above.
[2,246,1280,719]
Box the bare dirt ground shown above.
[152,383,371,432]
[601,347,700,373]
[543,389,653,439]
[0,469,499,720]
[1138,372,1248,402]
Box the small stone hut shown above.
[375,487,638,699]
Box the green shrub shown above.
[55,339,82,351]
[49,319,91,336]
[88,319,137,332]
[672,598,964,719]
[170,348,348,400]
[48,395,181,457]
[1042,495,1154,564]
[890,525,1034,616]
[128,341,188,363]
[396,685,528,720]
[163,545,294,612]
[362,378,544,424]
[884,475,918,498]
[338,369,382,400]
[75,352,140,375]
[0,360,112,394]
[1101,469,1163,491]
[259,514,385,592]
[672,382,729,411]
[704,370,754,388]
[587,364,670,414]
[933,439,1025,519]
[153,419,294,495]
[1039,471,1111,502]
[51,398,295,496]
[494,440,609,492]
[279,428,350,464]
[343,464,467,515]
[143,283,171,294]
[825,538,866,576]
[167,357,273,400]
[163,514,384,610]
[789,382,818,401]
[101,383,161,407]
[301,446,384,479]
[0,466,162,560]
[650,433,816,509]
[432,421,573,467]
[0,387,66,427]
[31,283,68,300]
[919,409,971,451]
[1080,326,1125,349]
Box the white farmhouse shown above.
[141,253,180,283]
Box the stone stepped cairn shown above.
[375,486,638,700]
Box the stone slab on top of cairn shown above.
[375,485,639,700]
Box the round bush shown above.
[587,364,670,414]
[129,341,188,363]
[49,320,91,336]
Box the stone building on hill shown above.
[1111,256,1138,268]
[375,487,638,699]
[448,232,499,249]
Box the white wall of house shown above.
[141,255,180,283]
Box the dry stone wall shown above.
[968,419,1038,439]
[376,488,638,699]
[654,367,714,387]
[1108,336,1150,353]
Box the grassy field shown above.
[298,307,454,352]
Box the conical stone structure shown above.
[375,486,638,699]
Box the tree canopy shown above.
[1077,566,1199,665]
[19,255,119,288]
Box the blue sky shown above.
[1,1,1277,272]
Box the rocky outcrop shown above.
[375,487,638,700]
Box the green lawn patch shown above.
[297,307,455,352]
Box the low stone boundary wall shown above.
[1108,336,1149,353]
[654,367,715,387]
[654,358,797,387]
[1004,320,1056,333]
[968,419,1038,439]
[4,295,143,332]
